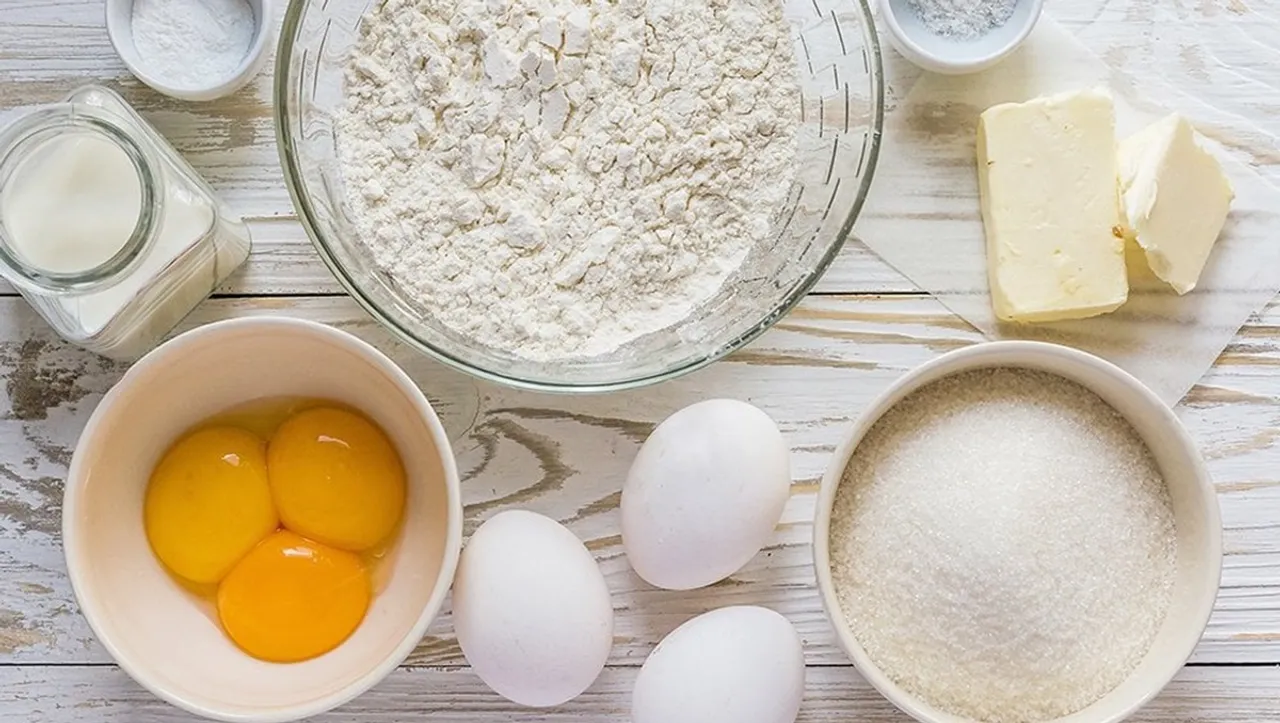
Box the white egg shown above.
[622,398,791,590]
[632,606,806,723]
[452,510,613,707]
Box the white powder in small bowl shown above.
[905,0,1017,40]
[131,0,256,90]
[830,367,1176,723]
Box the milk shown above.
[0,85,251,360]
[0,131,143,274]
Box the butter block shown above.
[977,89,1128,323]
[1118,114,1234,295]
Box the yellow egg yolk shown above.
[144,426,278,585]
[217,530,371,663]
[267,407,406,552]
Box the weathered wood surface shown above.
[4,0,1276,298]
[0,297,1279,669]
[2,666,1278,722]
[1,0,1279,719]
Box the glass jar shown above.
[0,85,250,360]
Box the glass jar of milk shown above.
[0,85,250,360]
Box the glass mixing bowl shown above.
[275,0,883,392]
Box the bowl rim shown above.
[878,0,1045,75]
[811,340,1223,723]
[61,316,465,723]
[104,0,278,102]
[272,0,886,393]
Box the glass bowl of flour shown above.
[276,0,883,391]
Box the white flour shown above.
[337,0,799,360]
[131,0,256,89]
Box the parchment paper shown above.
[855,18,1280,405]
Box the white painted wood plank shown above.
[2,7,1280,721]
[0,0,917,296]
[206,219,913,298]
[0,295,1276,667]
[1,664,1276,722]
[1058,0,1280,170]
[5,0,1277,298]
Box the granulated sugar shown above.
[829,368,1175,723]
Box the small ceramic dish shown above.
[63,317,463,722]
[879,0,1044,75]
[105,0,276,101]
[813,341,1222,723]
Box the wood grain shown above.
[0,295,1277,670]
[203,220,915,298]
[2,0,1280,718]
[1,665,1277,722]
[3,1,1276,300]
[0,0,917,297]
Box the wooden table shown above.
[2,0,1279,720]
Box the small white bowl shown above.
[105,0,276,102]
[63,317,463,722]
[879,0,1044,75]
[813,341,1222,723]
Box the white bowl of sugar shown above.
[813,341,1221,723]
[106,0,277,102]
[879,0,1044,74]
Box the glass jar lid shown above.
[0,102,161,294]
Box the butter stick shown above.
[977,89,1128,323]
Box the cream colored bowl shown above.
[813,341,1222,723]
[63,317,463,722]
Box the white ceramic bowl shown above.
[105,0,276,101]
[879,0,1043,74]
[63,317,464,722]
[813,341,1222,723]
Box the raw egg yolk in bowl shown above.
[269,407,406,552]
[143,400,406,663]
[145,426,278,586]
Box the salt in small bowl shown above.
[879,0,1044,75]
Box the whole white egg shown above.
[452,510,613,707]
[622,399,791,590]
[631,606,806,723]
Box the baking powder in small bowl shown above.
[105,0,276,101]
[133,0,255,90]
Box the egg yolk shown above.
[217,530,370,663]
[144,426,278,585]
[267,407,405,552]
